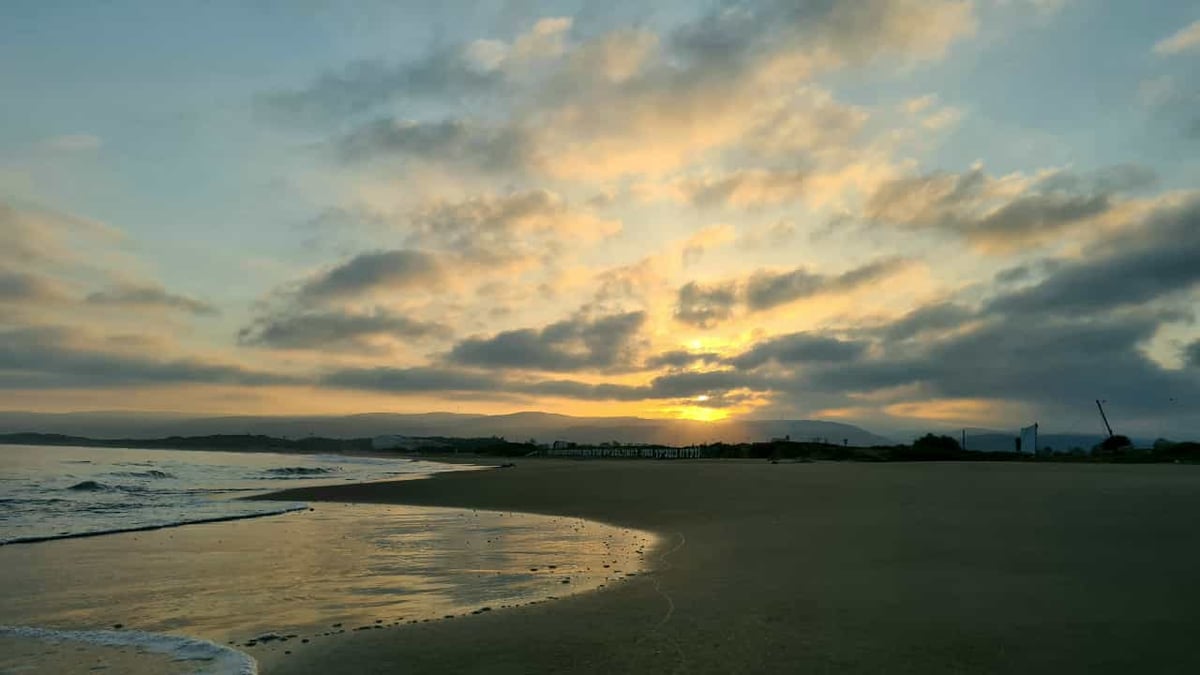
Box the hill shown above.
[0,411,894,447]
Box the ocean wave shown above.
[111,470,176,479]
[67,480,109,491]
[64,480,155,494]
[263,466,341,477]
[0,625,257,675]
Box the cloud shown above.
[646,369,770,401]
[681,169,809,209]
[984,197,1200,316]
[85,284,218,316]
[877,302,974,341]
[669,0,975,71]
[0,271,70,305]
[680,224,737,265]
[322,366,501,394]
[333,118,531,170]
[866,164,1156,250]
[745,258,909,312]
[286,2,974,183]
[238,308,451,351]
[1154,19,1200,56]
[0,326,293,389]
[725,332,867,369]
[296,249,442,302]
[674,282,738,328]
[260,48,504,123]
[671,257,910,327]
[1,202,222,320]
[830,314,1197,413]
[409,189,620,261]
[447,310,646,372]
[0,201,120,268]
[567,27,659,84]
[644,349,723,369]
[1186,340,1200,369]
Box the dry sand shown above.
[254,459,1200,674]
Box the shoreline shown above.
[1,498,653,675]
[254,459,1200,674]
[0,504,310,547]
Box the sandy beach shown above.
[252,459,1200,674]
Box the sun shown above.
[674,406,729,423]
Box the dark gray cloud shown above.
[85,284,218,316]
[866,165,1156,247]
[447,311,646,372]
[1186,340,1200,369]
[333,118,530,170]
[878,302,973,342]
[647,369,770,400]
[322,366,501,394]
[745,258,907,312]
[260,49,503,124]
[971,193,1110,241]
[672,257,907,326]
[0,326,294,389]
[238,309,450,351]
[644,349,723,369]
[674,281,737,327]
[985,198,1200,316]
[409,189,607,261]
[725,332,866,369]
[0,271,67,304]
[816,314,1198,414]
[297,249,442,302]
[668,0,970,72]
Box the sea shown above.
[0,444,474,544]
[0,444,654,674]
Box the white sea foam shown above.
[0,625,257,675]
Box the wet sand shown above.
[256,459,1200,674]
[0,501,651,673]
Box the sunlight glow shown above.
[675,406,730,423]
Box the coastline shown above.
[1,498,652,674]
[255,459,1200,674]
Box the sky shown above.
[2,0,1198,438]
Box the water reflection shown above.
[0,503,655,649]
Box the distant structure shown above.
[537,445,704,459]
[1096,400,1115,438]
[1019,423,1038,455]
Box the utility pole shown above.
[1096,399,1114,438]
[961,429,967,451]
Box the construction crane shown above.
[1095,399,1114,438]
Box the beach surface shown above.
[255,459,1200,674]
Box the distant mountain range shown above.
[0,411,895,447]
